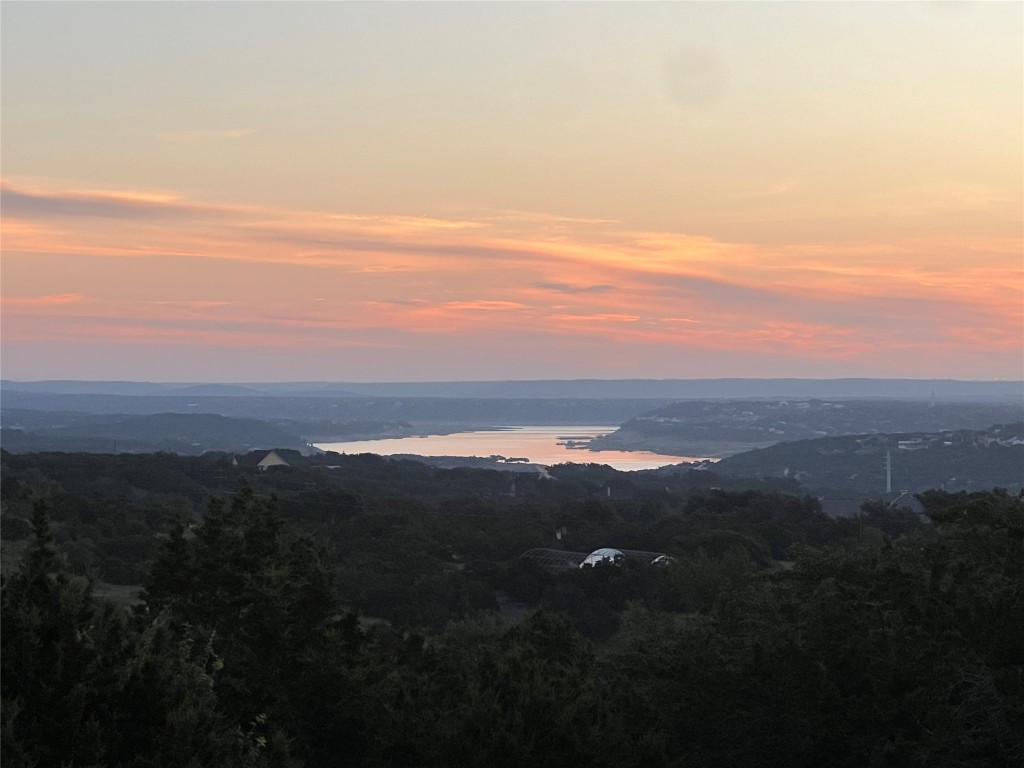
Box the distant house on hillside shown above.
[232,450,291,472]
[889,491,926,516]
[257,450,290,471]
[520,547,669,573]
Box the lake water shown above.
[314,426,704,471]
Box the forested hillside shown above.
[591,399,1024,457]
[2,451,1022,766]
[0,411,310,455]
[713,422,1024,495]
[0,390,676,428]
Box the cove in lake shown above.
[314,426,706,472]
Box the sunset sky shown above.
[2,1,1021,382]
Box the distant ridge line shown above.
[2,378,1021,402]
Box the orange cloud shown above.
[3,293,87,307]
[550,313,641,323]
[2,177,1020,376]
[441,300,527,311]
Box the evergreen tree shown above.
[142,484,354,766]
[1,500,107,766]
[2,500,262,767]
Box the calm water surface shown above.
[314,426,704,471]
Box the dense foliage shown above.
[2,450,1022,765]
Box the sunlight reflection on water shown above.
[314,426,706,471]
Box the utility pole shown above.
[885,449,892,495]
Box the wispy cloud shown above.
[551,313,640,323]
[3,293,87,307]
[0,182,215,220]
[150,300,231,308]
[441,300,527,311]
[3,178,1019,376]
[534,281,613,294]
[327,213,485,231]
[661,316,702,324]
[482,210,619,226]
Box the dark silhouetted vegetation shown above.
[2,450,1022,765]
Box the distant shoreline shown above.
[586,437,766,460]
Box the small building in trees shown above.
[232,450,291,471]
[888,490,926,516]
[580,548,625,567]
[519,547,668,572]
[257,450,290,471]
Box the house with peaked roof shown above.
[257,450,290,471]
[232,450,291,471]
[889,491,926,516]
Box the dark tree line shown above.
[4,481,1023,766]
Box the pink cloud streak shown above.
[2,179,1020,377]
